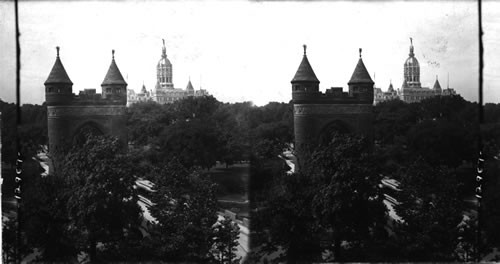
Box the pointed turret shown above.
[45,46,73,105]
[186,79,194,91]
[433,75,442,92]
[388,80,394,92]
[102,50,127,86]
[101,50,127,102]
[348,48,374,103]
[291,45,320,83]
[348,48,374,85]
[291,45,320,99]
[186,78,195,96]
[45,47,73,85]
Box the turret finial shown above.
[112,49,115,59]
[163,38,165,46]
[303,44,307,55]
[56,46,60,57]
[359,48,362,58]
[410,37,413,45]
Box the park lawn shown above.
[208,163,249,200]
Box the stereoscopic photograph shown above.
[1,0,499,263]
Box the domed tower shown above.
[403,38,421,88]
[291,45,320,98]
[433,75,442,93]
[101,50,127,103]
[348,48,374,103]
[45,47,73,105]
[157,39,173,89]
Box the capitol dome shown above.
[402,38,421,88]
[156,39,173,89]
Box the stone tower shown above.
[45,47,128,164]
[291,46,374,165]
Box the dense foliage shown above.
[3,94,500,262]
[249,133,388,262]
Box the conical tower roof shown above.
[348,48,374,84]
[186,79,194,91]
[45,47,73,85]
[433,76,442,90]
[388,82,394,92]
[291,45,319,83]
[102,50,127,86]
[402,79,408,88]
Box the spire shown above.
[102,49,127,86]
[162,39,166,58]
[388,79,394,92]
[186,79,194,91]
[348,48,374,84]
[291,44,319,83]
[409,37,414,57]
[45,46,73,85]
[433,75,442,90]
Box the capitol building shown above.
[127,40,209,106]
[374,38,457,105]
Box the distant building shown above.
[291,45,374,168]
[374,81,399,105]
[127,40,209,106]
[374,38,457,105]
[44,47,127,162]
[127,84,153,106]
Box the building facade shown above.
[127,40,209,106]
[374,38,457,105]
[45,47,128,159]
[291,46,374,166]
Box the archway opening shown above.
[319,120,350,146]
[73,122,104,146]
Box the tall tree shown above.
[251,133,387,262]
[395,158,464,261]
[211,216,241,264]
[147,159,220,261]
[61,135,141,262]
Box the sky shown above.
[0,0,499,106]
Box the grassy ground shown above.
[208,163,250,217]
[208,163,249,199]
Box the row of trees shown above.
[126,97,293,169]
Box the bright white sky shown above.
[0,0,499,106]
